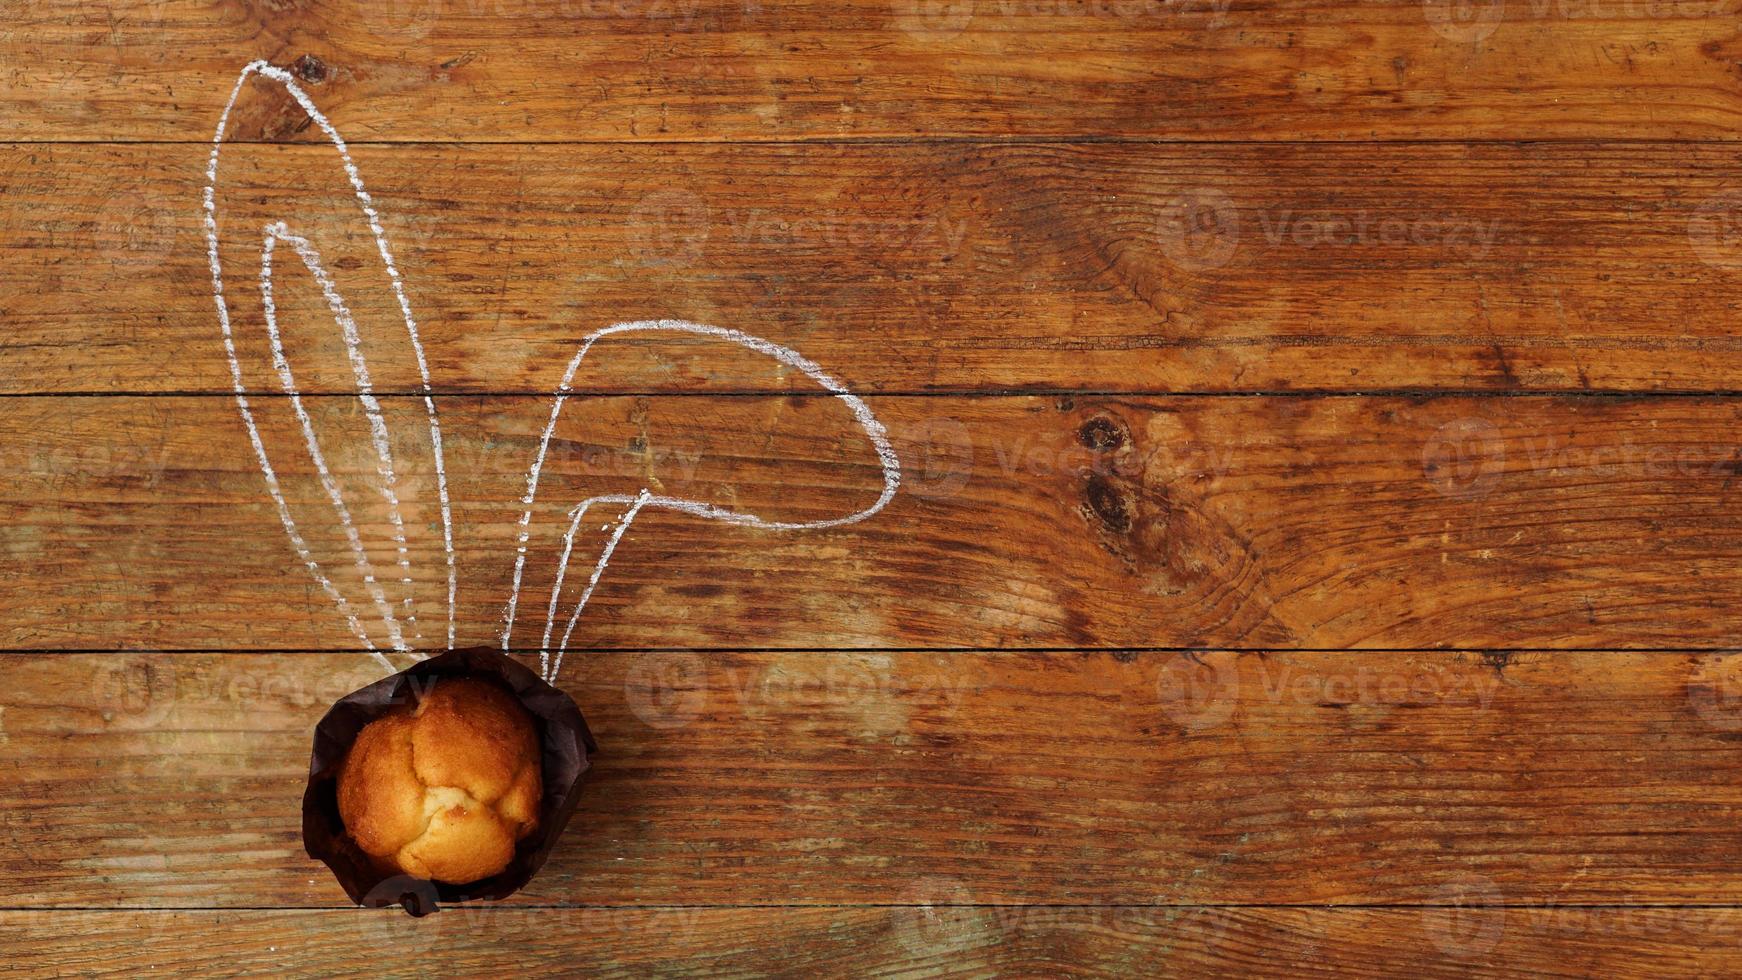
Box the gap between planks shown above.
[15,902,1742,911]
[11,648,1742,655]
[28,137,1742,147]
[16,390,1742,399]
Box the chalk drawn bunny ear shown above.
[203,61,456,666]
[501,321,902,682]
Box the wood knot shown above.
[1078,415,1126,453]
[1083,474,1133,533]
[292,54,329,85]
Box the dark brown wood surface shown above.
[8,650,1742,908]
[9,0,1742,975]
[12,140,1742,394]
[10,394,1742,651]
[7,906,1737,977]
[4,0,1740,142]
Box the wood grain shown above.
[7,650,1742,906]
[7,394,1742,651]
[5,1,1742,143]
[6,905,1738,977]
[13,141,1742,395]
[11,0,1742,969]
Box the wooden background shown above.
[7,0,1742,974]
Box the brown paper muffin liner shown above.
[302,647,596,916]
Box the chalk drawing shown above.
[504,322,902,682]
[204,60,456,666]
[204,61,900,677]
[544,489,651,682]
[262,224,419,639]
[258,224,412,651]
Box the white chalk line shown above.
[204,70,388,671]
[264,224,419,638]
[546,490,650,683]
[205,60,456,668]
[259,226,412,650]
[538,496,599,675]
[206,63,901,673]
[500,321,902,673]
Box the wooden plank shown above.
[12,141,1742,395]
[5,2,1741,142]
[6,650,1742,906]
[4,905,1739,976]
[7,394,1742,651]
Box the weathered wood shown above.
[5,2,1742,143]
[12,2,1742,968]
[5,905,1738,976]
[7,394,1742,650]
[6,650,1742,906]
[12,141,1742,395]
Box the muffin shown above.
[336,677,542,884]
